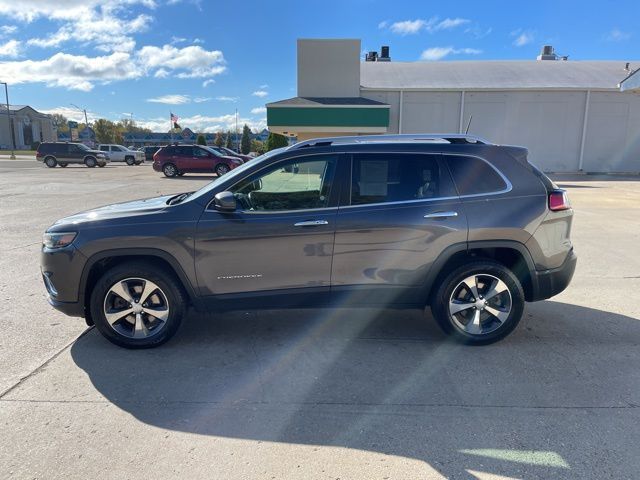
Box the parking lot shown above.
[1,159,639,479]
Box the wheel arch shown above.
[425,241,537,303]
[79,248,198,325]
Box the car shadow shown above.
[70,301,640,479]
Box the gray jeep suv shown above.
[41,134,576,348]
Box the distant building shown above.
[119,127,272,147]
[267,39,640,173]
[0,105,56,149]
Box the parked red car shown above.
[152,144,243,177]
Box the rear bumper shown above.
[530,248,577,301]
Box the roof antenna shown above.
[465,115,473,134]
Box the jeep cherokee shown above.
[41,134,576,348]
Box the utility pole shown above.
[70,103,89,127]
[235,108,238,152]
[1,81,16,159]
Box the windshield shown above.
[200,146,222,157]
[189,147,288,202]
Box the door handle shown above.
[294,220,329,227]
[423,211,458,219]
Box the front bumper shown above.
[530,248,577,301]
[41,244,87,318]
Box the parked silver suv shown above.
[41,134,576,348]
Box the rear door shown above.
[331,152,468,305]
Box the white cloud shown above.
[252,90,268,98]
[202,79,215,87]
[0,39,20,57]
[606,28,631,42]
[0,0,156,22]
[154,68,169,78]
[193,96,211,103]
[146,94,190,104]
[137,44,226,78]
[251,106,266,114]
[420,46,482,61]
[0,24,17,36]
[259,84,268,89]
[510,29,534,47]
[40,106,100,123]
[388,17,470,35]
[378,20,388,29]
[215,96,238,102]
[0,51,139,90]
[465,25,492,39]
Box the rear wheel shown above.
[44,156,57,168]
[430,260,525,345]
[125,156,135,166]
[163,163,178,177]
[89,262,187,349]
[84,156,97,168]
[215,163,230,176]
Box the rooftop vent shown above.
[365,46,391,62]
[537,45,557,61]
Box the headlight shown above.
[43,232,77,249]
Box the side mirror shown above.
[213,191,237,212]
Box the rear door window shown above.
[350,153,456,206]
[445,155,508,196]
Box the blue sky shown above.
[0,0,637,133]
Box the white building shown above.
[0,105,57,150]
[267,39,640,173]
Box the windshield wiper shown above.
[167,192,193,205]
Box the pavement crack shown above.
[0,327,93,399]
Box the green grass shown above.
[0,150,36,156]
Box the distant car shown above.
[209,146,252,163]
[36,142,109,168]
[98,144,144,165]
[152,144,243,177]
[141,146,161,162]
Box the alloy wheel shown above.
[103,277,170,339]
[448,273,512,335]
[216,164,229,176]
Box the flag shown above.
[170,112,181,130]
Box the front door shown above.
[331,152,468,305]
[195,154,340,299]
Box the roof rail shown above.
[288,134,492,150]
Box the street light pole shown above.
[1,81,16,159]
[70,103,89,127]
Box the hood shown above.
[52,194,174,227]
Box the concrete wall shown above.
[363,89,640,172]
[297,39,361,98]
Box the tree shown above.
[265,132,288,151]
[196,134,207,145]
[240,124,251,154]
[51,113,69,132]
[251,139,265,155]
[214,131,224,147]
[225,130,233,149]
[93,119,115,144]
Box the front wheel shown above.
[84,156,97,168]
[429,260,525,345]
[89,262,187,349]
[125,156,135,166]
[215,163,230,176]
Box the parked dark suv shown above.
[36,142,109,168]
[41,134,576,348]
[152,144,243,177]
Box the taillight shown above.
[549,190,571,211]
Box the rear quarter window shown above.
[445,155,508,196]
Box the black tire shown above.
[135,160,143,165]
[89,262,187,349]
[84,156,97,168]
[97,163,106,168]
[215,163,230,176]
[163,163,178,177]
[430,260,525,345]
[177,172,185,176]
[59,162,68,168]
[125,156,135,166]
[44,156,57,168]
